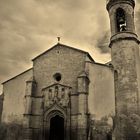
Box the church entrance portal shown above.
[49,115,64,140]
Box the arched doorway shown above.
[49,115,64,140]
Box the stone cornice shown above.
[24,95,43,98]
[109,36,140,48]
[23,113,42,116]
[106,0,135,11]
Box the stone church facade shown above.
[0,0,140,140]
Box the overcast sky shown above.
[0,0,140,93]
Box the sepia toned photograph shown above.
[0,0,140,140]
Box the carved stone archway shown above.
[42,83,72,140]
[43,108,67,140]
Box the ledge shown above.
[106,0,135,11]
[109,36,140,48]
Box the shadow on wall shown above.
[0,94,4,123]
[0,122,23,140]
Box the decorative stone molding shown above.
[42,83,72,108]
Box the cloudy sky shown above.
[0,0,140,93]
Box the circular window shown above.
[53,73,62,82]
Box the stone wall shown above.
[33,44,92,140]
[86,62,115,120]
[1,68,33,124]
[111,39,140,114]
[33,44,88,116]
[0,94,3,122]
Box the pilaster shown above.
[77,72,89,140]
[23,77,36,140]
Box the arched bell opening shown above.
[116,8,127,32]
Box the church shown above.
[0,0,140,140]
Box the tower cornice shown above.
[106,0,135,11]
[109,36,140,48]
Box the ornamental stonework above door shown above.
[42,83,72,108]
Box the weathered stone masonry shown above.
[0,0,140,140]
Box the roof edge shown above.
[32,43,93,61]
[86,61,111,68]
[2,68,33,85]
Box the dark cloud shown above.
[96,31,110,53]
[0,0,140,93]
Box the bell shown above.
[120,25,126,31]
[118,17,125,24]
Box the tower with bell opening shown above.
[107,0,140,139]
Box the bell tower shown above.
[107,0,140,139]
[107,0,136,35]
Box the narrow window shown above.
[116,8,126,32]
[114,70,118,81]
